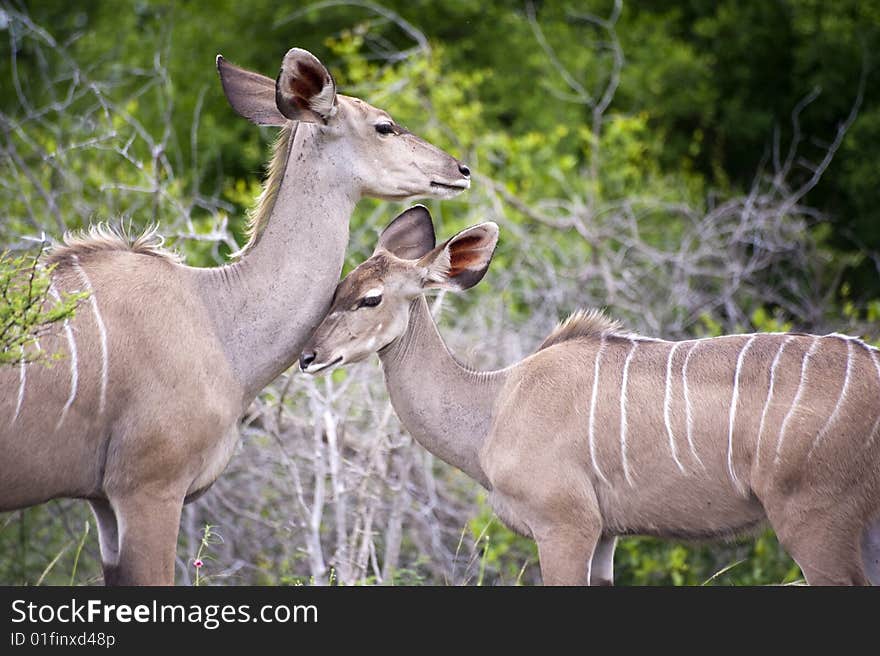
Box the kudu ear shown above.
[275,48,338,124]
[216,55,288,127]
[419,222,499,291]
[375,205,437,260]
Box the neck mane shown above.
[192,121,357,404]
[232,123,295,258]
[379,296,508,488]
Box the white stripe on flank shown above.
[681,341,705,468]
[13,352,26,425]
[807,337,853,460]
[588,338,611,486]
[50,284,79,431]
[868,417,880,448]
[864,344,880,448]
[13,338,42,425]
[727,335,757,493]
[774,336,820,467]
[663,342,686,473]
[754,335,794,470]
[619,339,638,487]
[71,256,108,414]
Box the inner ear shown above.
[447,233,491,277]
[421,222,499,291]
[375,205,436,260]
[275,48,337,123]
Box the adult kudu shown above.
[300,206,880,585]
[0,48,470,585]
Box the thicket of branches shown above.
[0,1,874,585]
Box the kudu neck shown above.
[379,295,506,488]
[198,122,357,403]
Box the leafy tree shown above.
[2,0,878,585]
[0,248,82,366]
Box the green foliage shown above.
[0,250,83,366]
[466,495,804,586]
[466,495,539,585]
[614,531,803,586]
[192,524,221,586]
[0,504,101,586]
[2,1,879,586]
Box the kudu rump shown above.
[301,206,880,585]
[0,49,470,585]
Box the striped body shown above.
[301,207,880,584]
[0,249,249,516]
[0,251,242,512]
[486,330,880,550]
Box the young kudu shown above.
[300,206,880,585]
[0,49,470,585]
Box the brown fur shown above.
[303,212,880,586]
[1,47,470,586]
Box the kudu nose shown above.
[458,162,471,178]
[299,351,316,370]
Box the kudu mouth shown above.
[430,179,470,192]
[419,156,471,199]
[300,354,343,375]
[427,177,470,200]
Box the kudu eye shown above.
[359,294,382,308]
[375,122,395,135]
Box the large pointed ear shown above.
[419,222,499,291]
[375,205,436,260]
[275,48,338,124]
[216,55,288,126]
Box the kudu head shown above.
[299,206,498,373]
[217,48,470,200]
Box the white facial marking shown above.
[681,341,705,468]
[754,335,794,470]
[663,342,686,474]
[774,336,820,467]
[50,284,79,431]
[588,337,610,486]
[619,339,638,487]
[807,336,853,460]
[72,256,108,415]
[727,335,757,494]
[364,287,383,299]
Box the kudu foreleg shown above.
[105,490,184,586]
[861,516,880,586]
[535,523,602,586]
[88,499,120,584]
[589,535,617,586]
[772,509,869,586]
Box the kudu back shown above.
[301,206,880,585]
[0,48,470,585]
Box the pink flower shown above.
[193,559,204,569]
